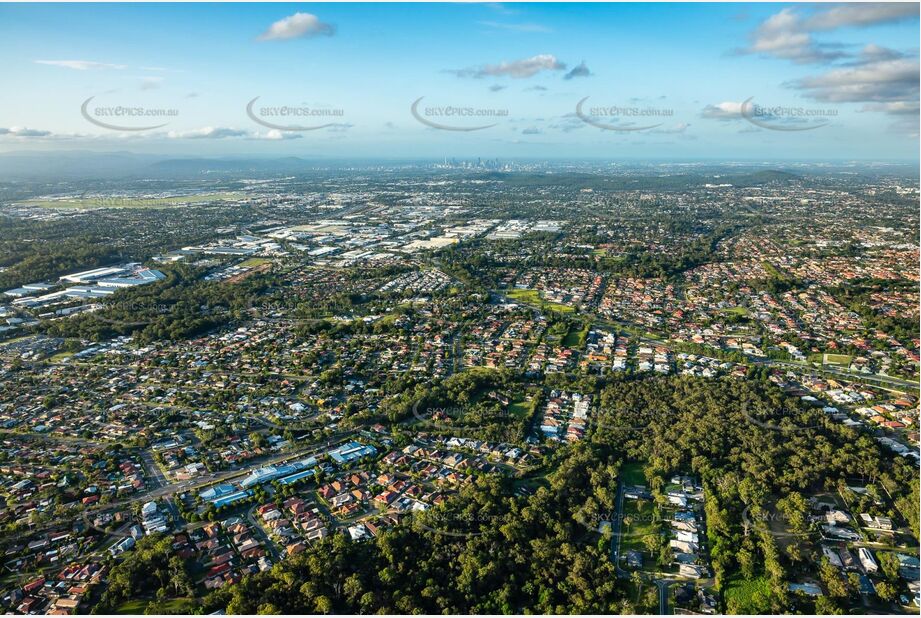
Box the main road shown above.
[655,579,672,615]
[491,290,920,393]
[609,479,627,578]
[18,430,355,538]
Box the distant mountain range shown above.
[0,150,915,182]
[468,169,804,190]
[0,151,320,179]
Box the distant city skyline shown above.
[0,2,918,160]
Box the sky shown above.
[0,2,918,161]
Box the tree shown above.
[249,431,267,449]
[314,596,333,614]
[875,581,897,603]
[630,571,644,602]
[819,558,848,598]
[776,491,809,534]
[878,552,901,583]
[814,595,843,615]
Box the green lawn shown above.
[506,288,542,303]
[116,598,195,614]
[761,261,784,278]
[505,288,575,314]
[562,322,590,347]
[822,353,852,366]
[239,257,271,268]
[720,306,750,317]
[508,399,533,419]
[621,499,659,555]
[544,302,575,313]
[620,462,647,486]
[114,600,150,614]
[19,192,244,210]
[724,575,772,614]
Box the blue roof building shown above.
[212,489,253,509]
[199,483,235,502]
[328,441,377,465]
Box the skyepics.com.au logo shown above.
[575,96,673,131]
[85,297,242,329]
[245,299,324,325]
[405,508,501,539]
[246,97,345,131]
[410,399,512,432]
[741,505,813,539]
[93,295,310,330]
[591,408,651,434]
[740,400,824,432]
[81,96,179,131]
[410,97,508,131]
[740,97,836,131]
[76,191,165,209]
[88,298,177,328]
[574,509,666,540]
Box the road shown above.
[609,479,627,577]
[757,359,919,392]
[246,505,282,562]
[491,289,919,394]
[655,579,672,615]
[20,433,354,538]
[140,449,168,489]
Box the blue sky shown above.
[0,2,917,160]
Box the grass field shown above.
[620,462,647,486]
[19,192,244,209]
[115,598,194,614]
[508,399,533,419]
[621,498,659,555]
[114,600,150,614]
[724,575,772,613]
[822,353,852,366]
[761,261,784,279]
[506,288,543,304]
[239,257,271,268]
[505,288,575,314]
[719,306,750,317]
[562,322,590,347]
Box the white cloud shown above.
[479,21,551,33]
[744,8,847,64]
[700,101,744,120]
[140,77,163,91]
[255,130,303,141]
[257,12,335,41]
[452,54,566,79]
[168,127,248,139]
[34,60,125,70]
[805,3,919,31]
[788,48,920,134]
[164,127,344,140]
[483,3,517,16]
[789,53,918,105]
[740,4,918,65]
[564,61,592,80]
[0,126,52,137]
[651,123,690,134]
